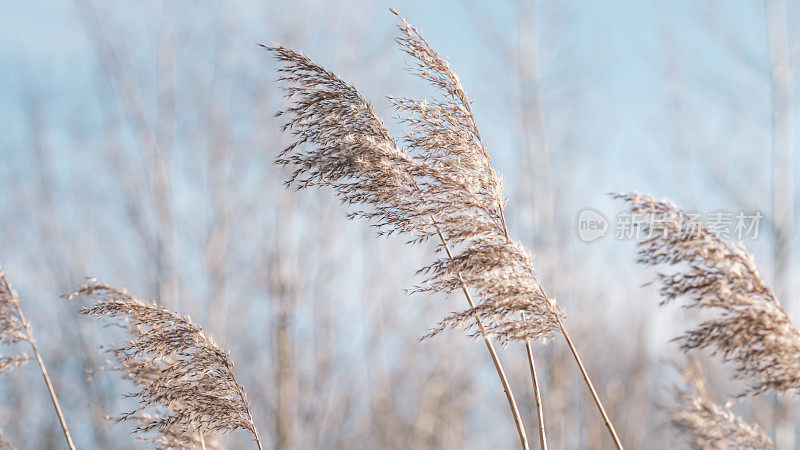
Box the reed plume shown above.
[391,13,565,344]
[268,10,623,449]
[69,281,262,450]
[266,41,534,449]
[268,22,562,346]
[0,264,76,449]
[130,412,219,450]
[672,361,773,449]
[0,268,29,375]
[617,193,800,395]
[0,429,14,450]
[0,319,27,379]
[0,355,28,375]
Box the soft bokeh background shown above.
[1,0,799,448]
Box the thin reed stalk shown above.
[524,252,623,447]
[0,265,76,450]
[498,209,615,449]
[515,292,545,450]
[435,226,530,449]
[422,181,530,447]
[556,316,622,448]
[524,338,547,450]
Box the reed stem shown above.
[499,210,547,449]
[525,338,547,450]
[198,430,207,450]
[498,208,618,448]
[435,227,530,450]
[557,317,623,449]
[12,302,76,450]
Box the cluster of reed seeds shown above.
[0,10,798,450]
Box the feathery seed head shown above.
[266,12,564,344]
[671,362,773,449]
[617,193,800,395]
[0,429,14,450]
[0,266,29,374]
[70,281,260,449]
[0,355,28,375]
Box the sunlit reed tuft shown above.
[0,429,14,450]
[617,193,800,395]
[70,281,262,450]
[268,21,561,347]
[672,361,773,449]
[0,270,29,373]
[0,355,28,375]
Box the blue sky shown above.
[0,0,795,287]
[0,0,767,193]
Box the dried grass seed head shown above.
[0,429,14,450]
[0,266,28,373]
[618,192,800,395]
[70,281,259,448]
[671,362,773,449]
[268,12,564,344]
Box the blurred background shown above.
[1,0,799,448]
